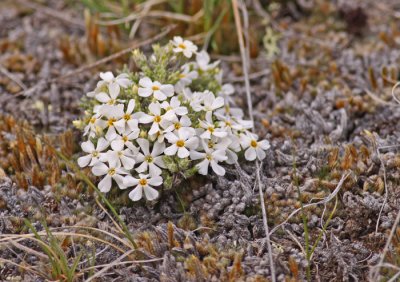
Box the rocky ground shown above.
[1,0,400,281]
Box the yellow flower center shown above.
[107,118,116,127]
[145,155,153,163]
[206,154,213,161]
[117,151,123,157]
[154,115,161,123]
[152,85,160,91]
[107,99,115,105]
[250,140,258,148]
[174,122,181,130]
[122,135,128,142]
[124,114,131,121]
[139,178,147,186]
[179,73,186,78]
[92,151,99,157]
[225,121,232,127]
[90,117,96,124]
[208,126,214,133]
[108,168,116,176]
[176,140,185,147]
[178,43,186,49]
[208,141,214,149]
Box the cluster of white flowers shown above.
[77,37,270,202]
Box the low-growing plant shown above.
[75,37,270,202]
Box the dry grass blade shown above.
[0,64,27,91]
[80,257,164,273]
[269,172,350,235]
[0,231,128,255]
[232,0,276,280]
[84,249,135,282]
[95,196,125,236]
[370,208,400,280]
[15,24,176,98]
[0,257,44,277]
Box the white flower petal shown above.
[152,141,165,157]
[139,77,153,88]
[148,176,163,186]
[78,154,92,167]
[256,147,266,161]
[190,150,205,160]
[98,175,112,192]
[92,163,108,176]
[95,92,110,103]
[136,161,148,173]
[129,186,143,201]
[211,161,225,176]
[136,138,150,155]
[100,71,114,82]
[108,82,120,99]
[111,139,124,151]
[177,147,189,158]
[120,155,136,170]
[153,156,166,168]
[97,138,109,151]
[81,141,95,153]
[143,186,159,201]
[160,84,174,97]
[113,174,126,189]
[138,87,153,97]
[124,175,139,187]
[244,147,257,161]
[196,159,209,175]
[165,144,178,156]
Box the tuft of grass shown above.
[24,220,83,282]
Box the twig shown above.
[0,65,27,91]
[391,81,400,104]
[375,145,389,234]
[370,208,400,281]
[16,0,85,29]
[14,25,176,98]
[232,0,276,281]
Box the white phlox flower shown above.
[165,129,199,158]
[139,102,175,135]
[190,141,227,176]
[218,83,235,104]
[161,96,188,117]
[163,115,194,136]
[91,162,128,192]
[175,65,198,92]
[124,174,163,201]
[138,77,174,101]
[172,36,198,58]
[78,137,109,167]
[240,132,271,161]
[196,50,219,71]
[113,99,141,133]
[96,104,124,140]
[101,139,138,170]
[135,138,166,176]
[113,129,140,151]
[192,90,224,113]
[198,111,228,139]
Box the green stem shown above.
[56,151,138,250]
